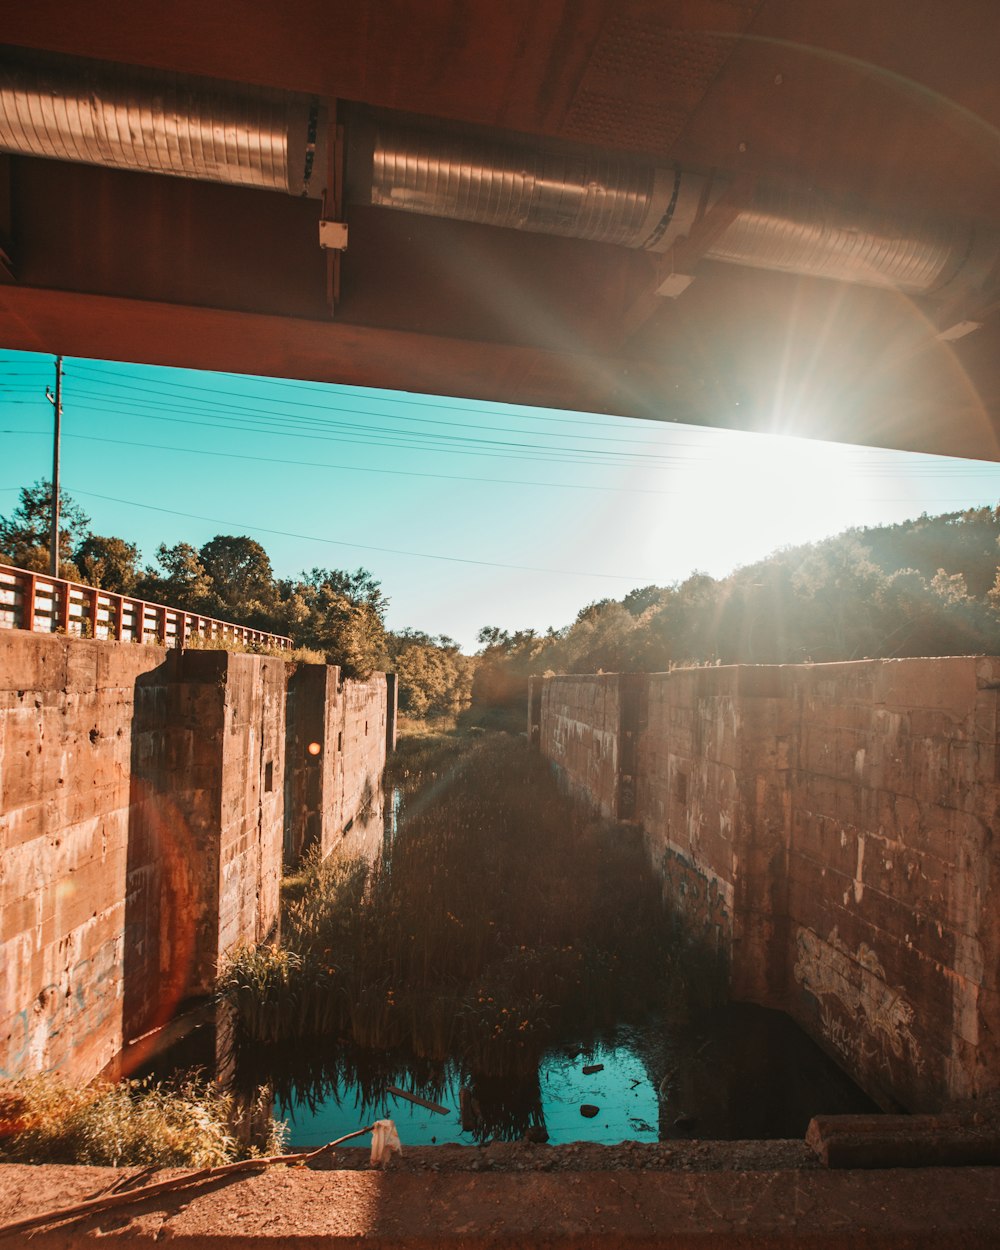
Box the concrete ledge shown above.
[2,1163,998,1248]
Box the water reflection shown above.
[226,1003,876,1149]
[386,786,403,839]
[263,1028,658,1149]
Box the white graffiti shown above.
[794,926,922,1071]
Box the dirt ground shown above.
[313,1137,818,1172]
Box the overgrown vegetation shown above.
[10,480,999,725]
[473,506,1000,688]
[220,735,670,1094]
[0,1072,286,1167]
[182,633,327,664]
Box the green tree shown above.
[199,534,276,620]
[75,534,141,594]
[389,629,473,718]
[472,626,547,708]
[139,542,214,610]
[0,480,90,578]
[281,567,389,677]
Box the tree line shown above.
[0,481,472,717]
[474,505,1000,705]
[5,481,1000,719]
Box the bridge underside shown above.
[2,2,1000,460]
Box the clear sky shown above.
[3,347,1000,653]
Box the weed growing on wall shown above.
[183,633,326,664]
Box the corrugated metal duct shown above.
[0,52,326,196]
[364,122,996,298]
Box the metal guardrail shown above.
[0,563,292,651]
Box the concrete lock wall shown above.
[0,632,391,1083]
[533,659,1000,1113]
[284,666,395,864]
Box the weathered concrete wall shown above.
[1,633,169,1080]
[284,666,390,864]
[1,633,387,1083]
[214,653,285,978]
[534,659,1000,1112]
[784,660,1000,1112]
[536,675,622,819]
[0,638,286,1080]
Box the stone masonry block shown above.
[875,657,978,714]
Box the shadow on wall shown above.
[122,654,212,1073]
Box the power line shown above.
[57,391,701,471]
[6,355,1000,476]
[3,427,998,506]
[68,359,681,437]
[60,363,1000,478]
[0,428,692,497]
[7,357,1000,486]
[61,377,703,465]
[67,365,696,452]
[57,381,1000,479]
[69,487,657,582]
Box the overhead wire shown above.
[4,357,1000,497]
[68,487,656,581]
[60,361,1000,479]
[4,427,996,506]
[26,376,1000,480]
[68,364,702,452]
[62,387,677,465]
[0,428,692,497]
[53,389,710,471]
[4,354,999,478]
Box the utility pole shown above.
[45,355,63,578]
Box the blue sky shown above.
[3,347,1000,652]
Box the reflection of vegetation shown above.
[0,1072,286,1166]
[235,1035,547,1143]
[220,734,671,1137]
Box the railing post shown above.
[1,563,291,652]
[22,571,36,631]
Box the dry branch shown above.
[0,1124,375,1240]
[387,1085,450,1115]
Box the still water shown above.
[147,999,877,1147]
[279,1002,877,1149]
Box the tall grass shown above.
[221,734,670,1086]
[0,1073,286,1167]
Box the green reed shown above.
[220,733,669,1083]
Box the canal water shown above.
[271,1000,876,1148]
[148,996,876,1148]
[149,776,877,1148]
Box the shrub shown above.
[0,1072,285,1167]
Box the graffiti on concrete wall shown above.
[794,925,923,1076]
[1,941,120,1078]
